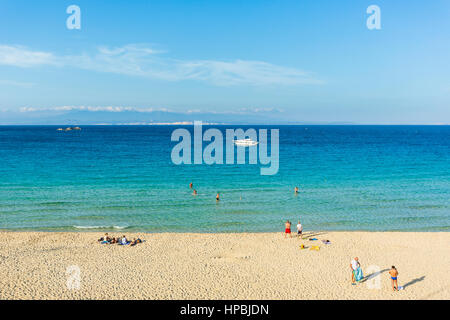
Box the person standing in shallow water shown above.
[216,193,220,201]
[294,187,299,194]
[389,266,399,291]
[189,182,193,189]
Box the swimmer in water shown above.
[189,182,193,189]
[216,193,220,201]
[193,189,198,196]
[295,187,299,194]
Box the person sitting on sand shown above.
[389,266,399,291]
[120,235,128,245]
[296,221,303,239]
[285,220,292,238]
[98,233,111,242]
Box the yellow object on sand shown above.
[300,244,305,249]
[310,246,320,251]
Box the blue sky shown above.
[0,0,449,124]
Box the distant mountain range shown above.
[0,109,356,125]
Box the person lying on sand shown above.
[389,266,399,291]
[285,220,292,238]
[130,238,143,246]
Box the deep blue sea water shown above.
[0,125,448,232]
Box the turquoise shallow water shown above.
[0,125,448,232]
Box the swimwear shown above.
[285,228,291,234]
[391,277,397,280]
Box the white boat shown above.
[234,138,259,146]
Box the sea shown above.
[0,125,448,232]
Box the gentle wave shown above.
[73,225,129,230]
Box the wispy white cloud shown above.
[0,45,57,67]
[0,44,322,86]
[19,106,172,113]
[0,79,35,87]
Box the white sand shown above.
[0,231,448,300]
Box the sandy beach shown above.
[0,231,448,300]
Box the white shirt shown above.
[297,224,303,232]
[351,259,359,270]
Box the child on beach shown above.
[296,221,303,239]
[389,266,399,291]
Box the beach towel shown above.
[310,246,320,251]
[309,238,318,241]
[354,267,364,282]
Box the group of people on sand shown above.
[98,233,143,247]
[350,257,401,292]
[284,220,303,239]
[284,220,402,292]
[190,182,220,201]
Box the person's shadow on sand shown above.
[403,276,425,288]
[360,268,390,283]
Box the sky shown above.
[0,0,449,124]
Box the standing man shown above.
[350,257,361,285]
[389,266,399,291]
[285,220,292,238]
